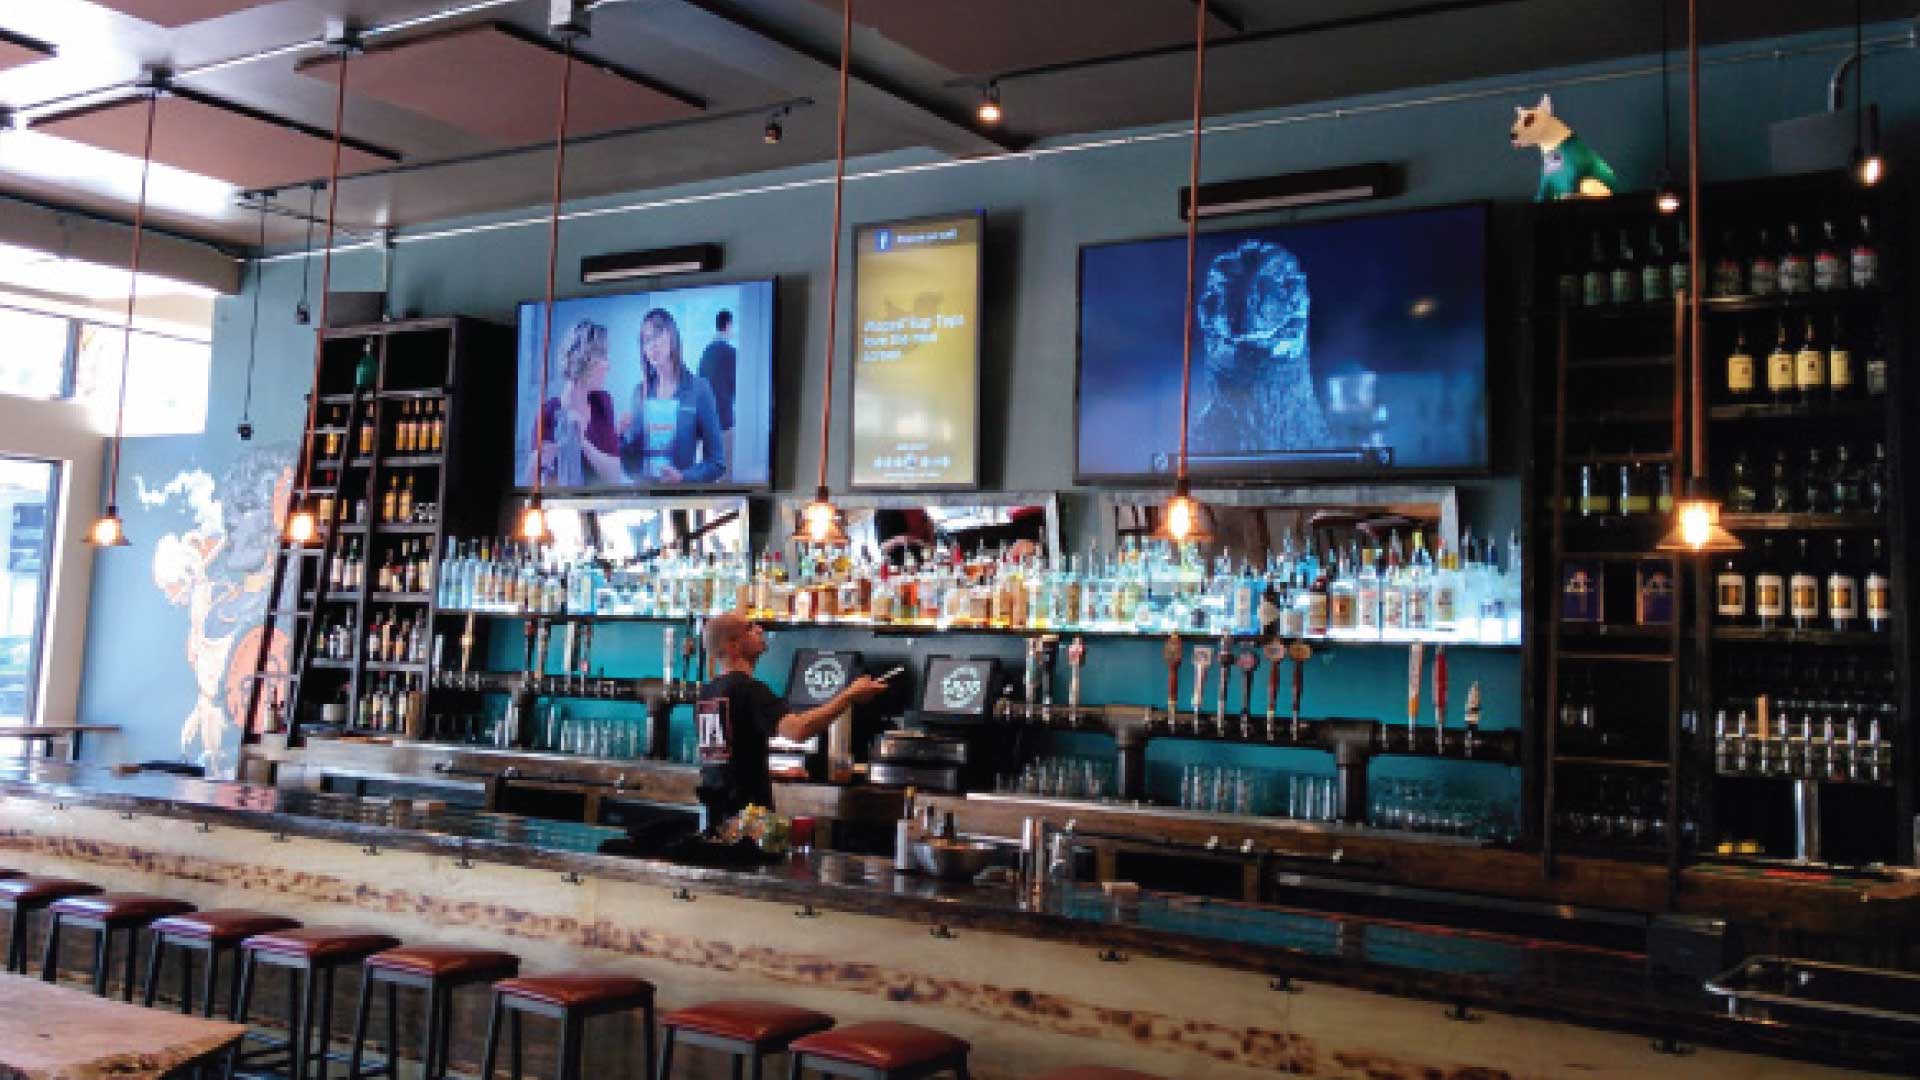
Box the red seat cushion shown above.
[367,945,519,981]
[241,927,401,963]
[661,1000,834,1045]
[1031,1068,1164,1080]
[789,1022,969,1069]
[49,893,195,924]
[495,973,654,1010]
[0,877,101,906]
[151,910,301,944]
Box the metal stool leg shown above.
[642,1002,657,1080]
[509,1007,522,1080]
[39,912,61,984]
[654,1027,675,1080]
[223,953,256,1080]
[122,927,139,1002]
[786,1053,804,1080]
[143,934,166,1007]
[478,996,503,1080]
[315,966,337,1079]
[289,967,312,1080]
[385,981,399,1078]
[347,967,375,1080]
[3,907,19,973]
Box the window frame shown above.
[0,456,63,729]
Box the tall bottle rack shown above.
[244,317,512,745]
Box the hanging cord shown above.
[1660,0,1673,177]
[1855,0,1865,150]
[295,183,317,323]
[105,87,160,520]
[239,199,266,440]
[527,40,578,523]
[814,0,854,497]
[1174,0,1208,488]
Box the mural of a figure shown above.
[139,445,292,775]
[1191,240,1330,456]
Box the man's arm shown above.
[776,676,885,742]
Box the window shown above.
[0,306,72,400]
[0,458,58,726]
[73,323,211,436]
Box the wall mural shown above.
[136,444,293,775]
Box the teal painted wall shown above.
[77,22,1920,779]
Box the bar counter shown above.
[0,762,1911,1076]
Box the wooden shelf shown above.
[1711,626,1892,647]
[365,661,428,674]
[1565,354,1674,372]
[1559,650,1676,664]
[382,455,444,468]
[1558,623,1673,640]
[309,658,355,670]
[1708,399,1883,422]
[375,522,440,535]
[1564,452,1675,465]
[1700,290,1889,315]
[379,388,448,400]
[1554,755,1670,770]
[369,592,431,603]
[1720,512,1886,531]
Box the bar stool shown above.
[347,945,521,1080]
[144,910,303,1018]
[1030,1069,1163,1080]
[225,926,401,1080]
[787,1022,970,1080]
[478,972,658,1080]
[40,893,194,999]
[656,1000,834,1080]
[0,875,100,973]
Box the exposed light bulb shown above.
[802,498,838,545]
[285,506,317,544]
[519,501,549,543]
[976,83,1003,127]
[1854,151,1886,188]
[1678,501,1711,549]
[763,117,783,145]
[88,507,128,548]
[1655,186,1682,214]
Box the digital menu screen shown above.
[850,212,982,488]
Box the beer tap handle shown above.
[1432,645,1449,752]
[1215,635,1231,730]
[1289,642,1309,742]
[1067,637,1086,718]
[1163,633,1183,720]
[1191,646,1213,732]
[661,627,677,694]
[1405,642,1424,744]
[1263,640,1284,741]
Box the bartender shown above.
[696,612,886,823]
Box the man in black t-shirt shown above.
[696,612,883,824]
[697,310,738,475]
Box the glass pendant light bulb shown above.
[519,499,548,543]
[285,505,317,544]
[88,507,128,548]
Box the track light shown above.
[975,82,1003,126]
[764,106,787,145]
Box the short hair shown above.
[704,612,752,659]
[716,310,733,332]
[559,319,608,381]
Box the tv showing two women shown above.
[514,280,775,491]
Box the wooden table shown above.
[0,973,243,1079]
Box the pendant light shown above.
[1658,0,1740,556]
[798,0,857,549]
[519,23,585,545]
[1850,0,1886,187]
[88,76,165,549]
[284,35,358,546]
[295,183,318,324]
[237,200,267,441]
[1152,0,1214,545]
[1652,0,1681,214]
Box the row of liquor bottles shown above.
[430,530,1526,642]
[343,675,427,735]
[1556,212,1880,308]
[1724,442,1889,516]
[309,474,439,529]
[1713,657,1898,783]
[314,400,447,459]
[322,539,436,596]
[316,605,435,666]
[1721,316,1890,402]
[1713,537,1891,632]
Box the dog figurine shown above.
[1511,93,1618,201]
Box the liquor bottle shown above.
[1788,537,1820,631]
[1329,548,1358,632]
[1747,227,1779,296]
[1669,219,1691,297]
[1611,228,1639,305]
[1764,320,1794,403]
[1814,217,1847,291]
[1356,547,1382,635]
[1827,537,1858,632]
[380,477,398,523]
[354,338,377,389]
[1794,315,1825,402]
[1851,212,1879,289]
[430,401,446,452]
[1654,461,1673,514]
[1864,324,1889,398]
[1830,443,1861,513]
[1727,451,1758,513]
[397,475,415,522]
[1766,448,1793,513]
[1576,461,1609,516]
[1642,224,1669,303]
[1582,231,1609,307]
[1556,231,1581,306]
[1724,323,1755,398]
[1617,460,1649,515]
[1866,440,1889,514]
[1711,229,1745,297]
[1865,538,1890,633]
[1827,315,1853,399]
[1778,222,1811,294]
[357,406,375,456]
[1753,538,1785,630]
[1801,447,1828,514]
[1715,554,1748,624]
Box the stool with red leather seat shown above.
[656,999,835,1080]
[143,910,304,1020]
[39,892,194,999]
[1029,1068,1164,1080]
[786,1021,971,1080]
[224,926,401,1080]
[478,972,658,1080]
[346,944,521,1080]
[0,875,100,974]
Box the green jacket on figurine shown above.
[1510,94,1619,201]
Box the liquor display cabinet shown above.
[1531,171,1913,874]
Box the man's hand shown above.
[846,675,888,701]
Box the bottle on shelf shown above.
[1747,227,1779,297]
[358,404,376,456]
[1800,447,1828,515]
[1610,228,1639,306]
[1827,537,1858,632]
[1753,538,1785,630]
[1582,231,1609,307]
[1711,229,1745,298]
[1830,443,1861,514]
[1642,224,1669,303]
[1766,449,1793,514]
[1865,538,1890,633]
[1826,315,1853,400]
[1851,212,1879,289]
[1715,554,1747,625]
[1725,323,1755,399]
[1727,450,1758,513]
[1787,537,1820,631]
[1794,315,1825,402]
[1556,231,1582,306]
[1864,323,1889,398]
[1814,217,1847,292]
[1778,221,1811,295]
[1764,320,1794,404]
[1669,219,1691,297]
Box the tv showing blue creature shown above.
[514,279,775,491]
[1076,204,1488,482]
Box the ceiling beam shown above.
[0,192,243,295]
[671,0,1029,154]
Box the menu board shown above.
[850,212,982,488]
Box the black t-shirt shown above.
[694,670,788,822]
[699,340,738,431]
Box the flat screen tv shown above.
[514,278,775,492]
[1075,203,1488,483]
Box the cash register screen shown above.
[918,656,999,719]
[777,649,863,752]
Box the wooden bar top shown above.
[0,973,242,1079]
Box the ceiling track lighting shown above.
[764,105,789,145]
[521,11,587,545]
[975,81,1003,127]
[284,29,362,547]
[1152,0,1214,546]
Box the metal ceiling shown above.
[0,0,1908,254]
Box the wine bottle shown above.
[1725,323,1755,397]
